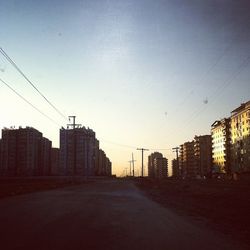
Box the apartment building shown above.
[60,127,96,176]
[148,152,163,178]
[38,137,52,176]
[172,159,179,178]
[60,125,112,177]
[211,118,231,175]
[106,157,112,176]
[194,135,212,178]
[51,148,60,175]
[0,127,51,176]
[230,101,250,173]
[153,156,168,179]
[179,141,195,179]
[0,139,2,172]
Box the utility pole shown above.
[128,160,132,176]
[172,147,180,178]
[137,148,149,177]
[131,153,136,177]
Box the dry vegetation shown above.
[0,177,88,198]
[136,178,250,245]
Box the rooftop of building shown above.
[2,126,38,131]
[231,100,250,116]
[211,118,231,128]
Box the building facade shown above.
[230,101,250,173]
[179,141,195,179]
[148,152,163,178]
[51,148,60,175]
[172,159,179,178]
[60,127,96,176]
[153,156,168,179]
[194,135,212,178]
[60,126,112,177]
[211,118,231,175]
[0,127,51,176]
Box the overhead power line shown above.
[179,53,250,133]
[0,77,60,127]
[101,139,173,151]
[0,47,68,121]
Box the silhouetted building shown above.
[60,127,96,176]
[148,152,168,178]
[148,152,163,178]
[179,144,184,178]
[96,149,112,176]
[106,157,112,176]
[38,137,52,176]
[172,159,179,178]
[51,148,60,175]
[179,141,195,179]
[153,156,168,179]
[194,135,212,178]
[211,118,231,175]
[97,149,106,176]
[0,139,2,171]
[0,127,51,176]
[230,101,250,174]
[94,139,100,175]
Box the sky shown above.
[0,0,250,176]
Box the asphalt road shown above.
[0,179,247,250]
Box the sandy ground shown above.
[135,178,250,246]
[0,178,248,250]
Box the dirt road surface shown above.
[0,179,247,250]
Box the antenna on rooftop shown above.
[67,116,82,129]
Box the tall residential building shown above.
[60,127,96,176]
[148,152,163,178]
[153,156,168,179]
[0,139,2,172]
[230,101,250,173]
[97,149,106,176]
[172,159,179,178]
[194,135,212,178]
[211,118,231,175]
[179,144,184,178]
[179,141,195,179]
[51,148,60,175]
[97,149,112,176]
[38,137,52,176]
[106,157,112,176]
[94,139,100,175]
[0,127,51,176]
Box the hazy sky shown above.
[1,0,250,176]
